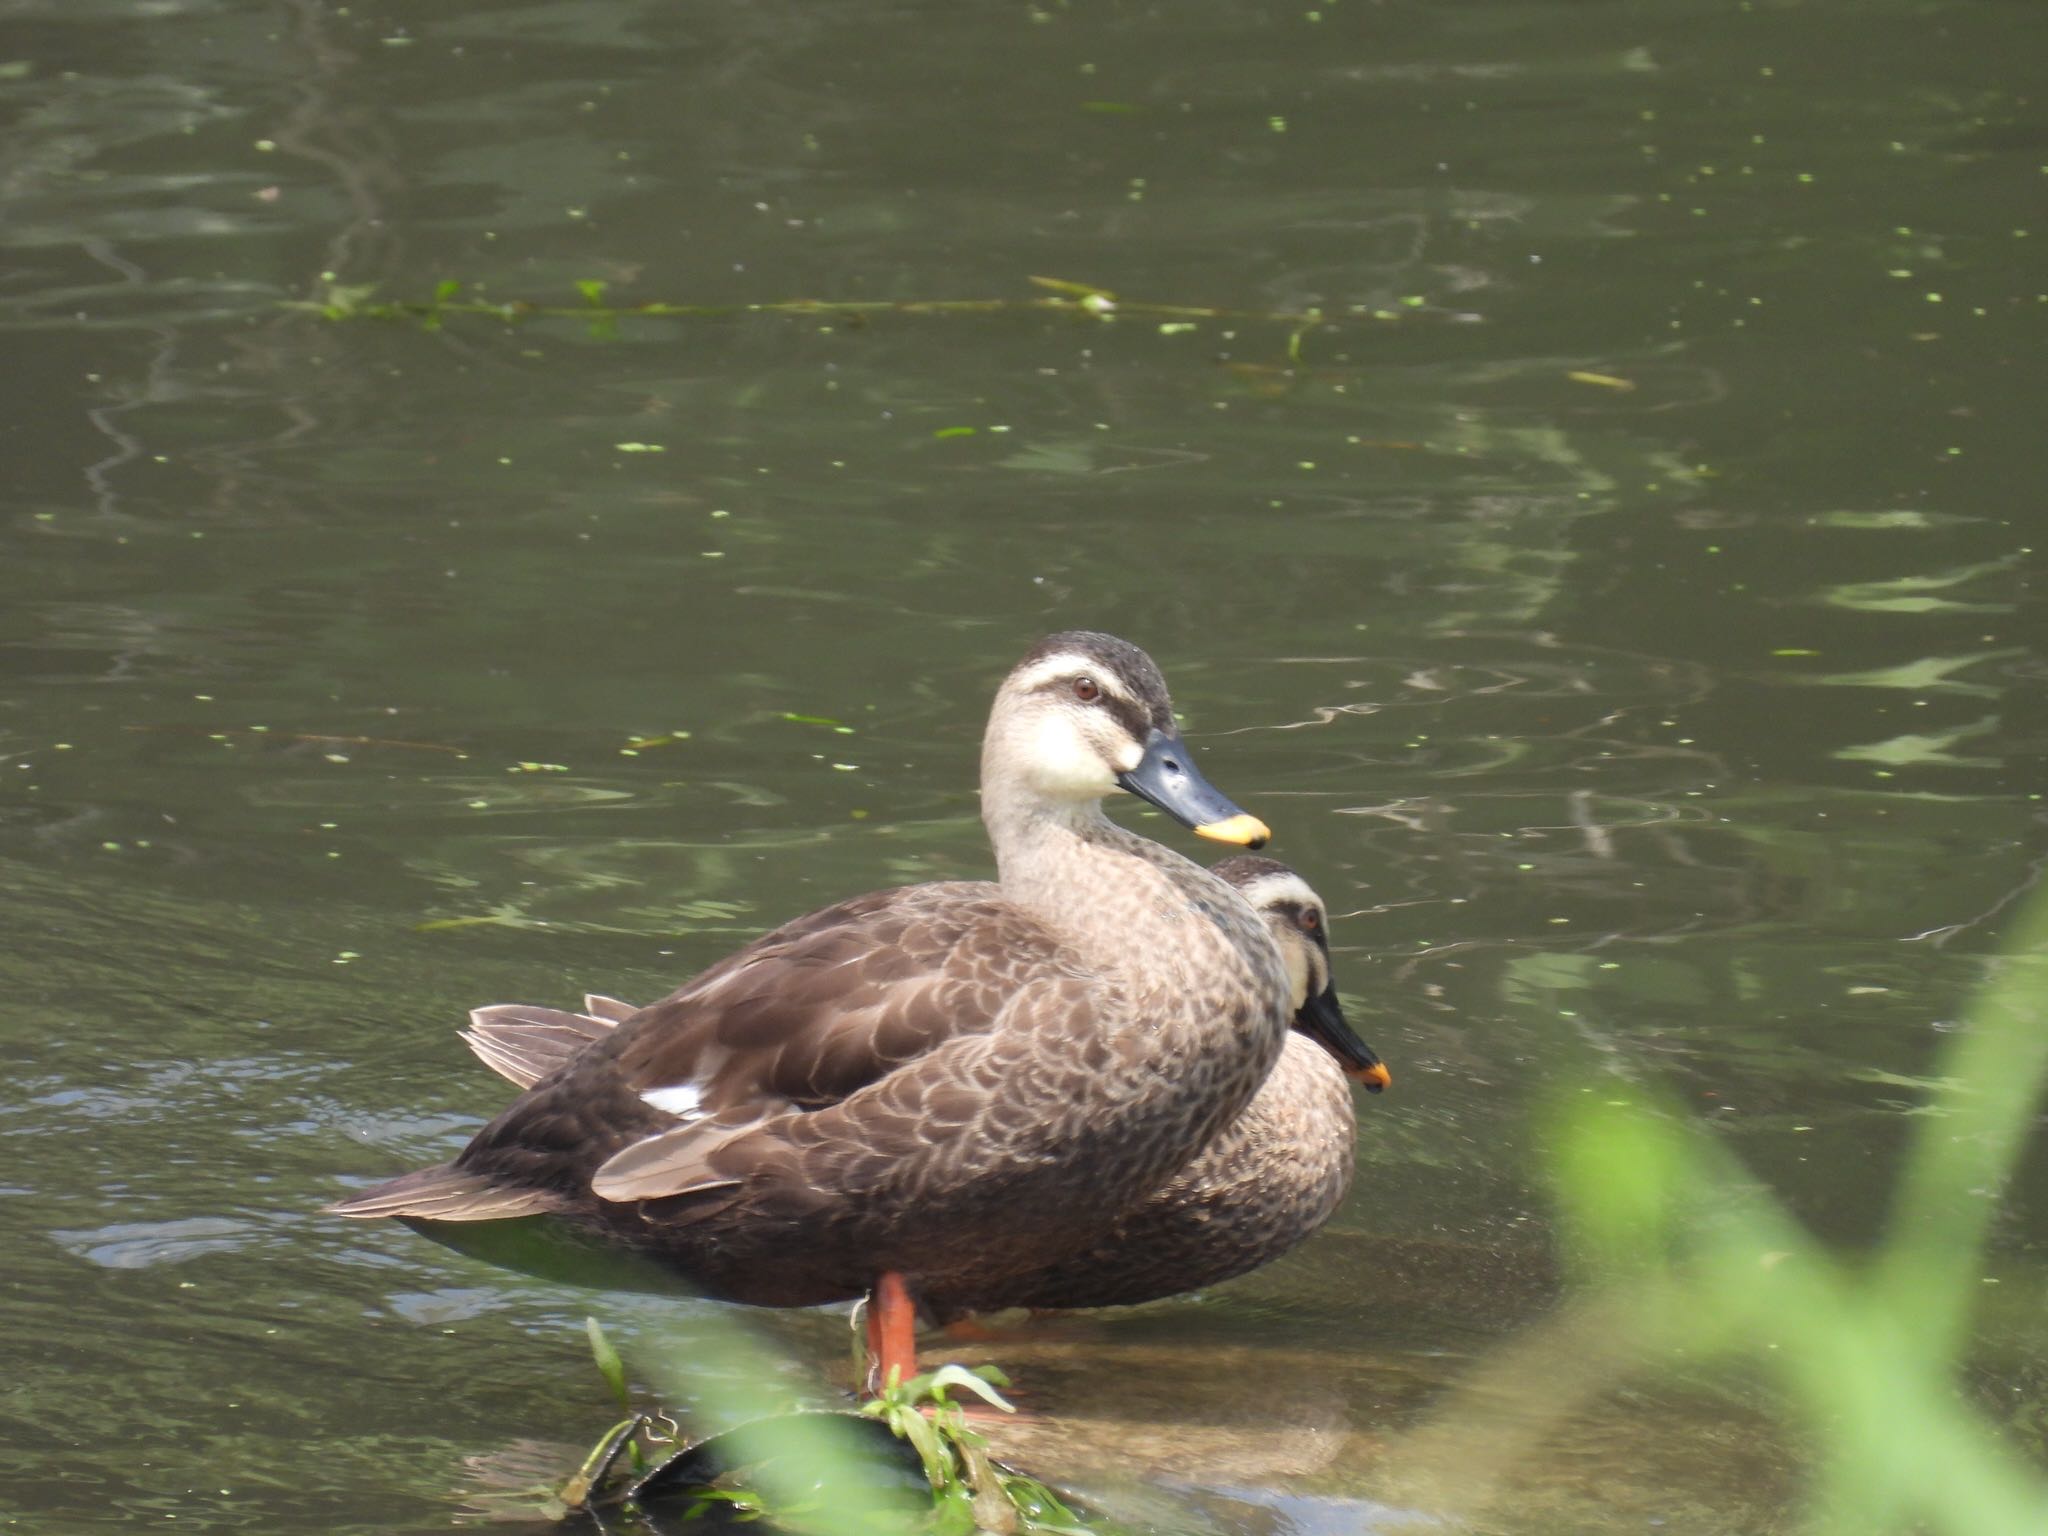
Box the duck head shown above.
[1213,855,1392,1091]
[983,630,1269,847]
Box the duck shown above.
[456,855,1390,1322]
[928,855,1389,1318]
[332,631,1292,1386]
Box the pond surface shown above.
[1,1,2043,1531]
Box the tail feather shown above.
[333,992,651,1224]
[462,1003,617,1089]
[461,1028,557,1090]
[328,1164,563,1222]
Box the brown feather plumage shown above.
[330,632,1301,1314]
[426,861,1376,1319]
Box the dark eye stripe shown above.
[1035,676,1152,742]
[1266,899,1328,944]
[1104,694,1152,742]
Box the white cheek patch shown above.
[640,1083,707,1119]
[1111,738,1144,774]
[1280,938,1313,1012]
[1028,712,1116,799]
[1230,872,1325,1011]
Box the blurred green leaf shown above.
[585,1315,630,1414]
[1539,883,2048,1535]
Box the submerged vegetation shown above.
[512,1320,1096,1535]
[295,274,1427,361]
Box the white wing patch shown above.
[640,1083,707,1118]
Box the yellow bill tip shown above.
[1194,812,1271,849]
[1350,1061,1392,1092]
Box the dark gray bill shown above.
[1298,979,1390,1091]
[1115,728,1270,848]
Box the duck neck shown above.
[984,791,1114,928]
[988,780,1292,1172]
[982,784,1251,994]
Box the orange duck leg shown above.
[864,1271,919,1393]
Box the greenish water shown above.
[1,1,2042,1531]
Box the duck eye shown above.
[1071,676,1100,703]
[1301,910,1322,934]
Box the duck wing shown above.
[447,880,1081,1213]
[585,969,1090,1210]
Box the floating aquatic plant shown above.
[293,273,1437,363]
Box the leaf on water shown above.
[1802,651,2019,697]
[577,278,609,305]
[1810,509,1940,530]
[1835,715,2002,768]
[781,712,845,727]
[433,279,462,303]
[1566,370,1636,391]
[1502,951,1600,999]
[1822,555,2022,613]
[1836,595,2000,614]
[932,426,977,439]
[1027,275,1117,300]
[317,282,380,320]
[414,913,527,932]
[996,440,1097,476]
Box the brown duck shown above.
[332,632,1294,1382]
[457,855,1389,1321]
[939,855,1388,1316]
